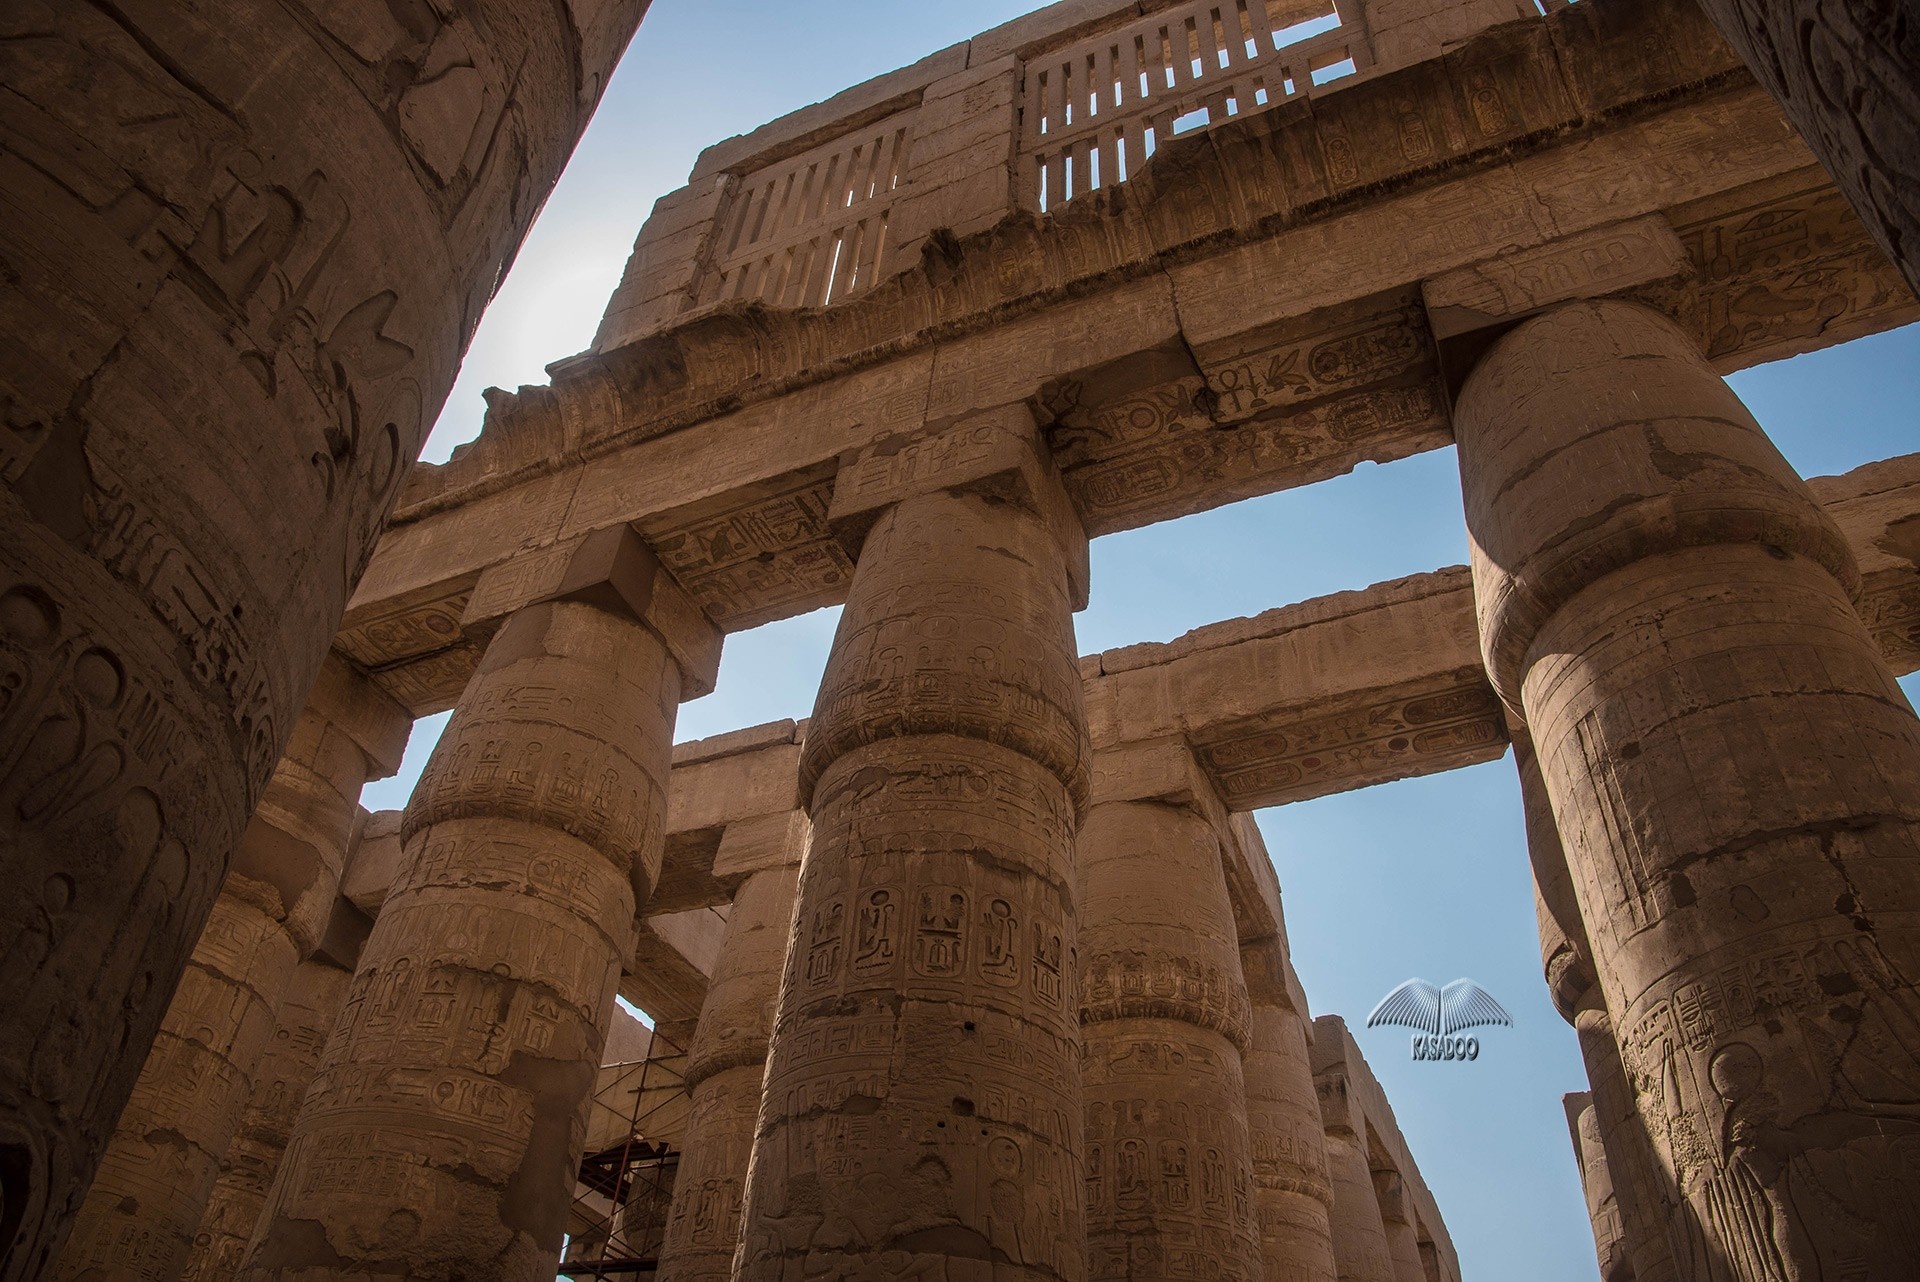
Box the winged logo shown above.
[1367,978,1513,1037]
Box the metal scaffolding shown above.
[557,1024,691,1279]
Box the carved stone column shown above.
[1458,299,1920,1280]
[55,661,407,1282]
[1565,1093,1634,1282]
[1241,938,1339,1282]
[1320,1123,1394,1282]
[0,4,647,1269]
[1519,737,1677,1282]
[1371,1169,1425,1282]
[1080,797,1262,1281]
[656,860,801,1280]
[182,958,354,1282]
[1688,0,1919,297]
[238,529,720,1281]
[735,408,1091,1281]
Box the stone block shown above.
[1086,734,1225,817]
[827,403,1091,607]
[305,651,415,780]
[339,809,407,917]
[672,718,801,767]
[1422,215,1692,341]
[463,525,725,697]
[710,809,810,880]
[666,741,805,834]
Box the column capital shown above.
[304,651,414,781]
[827,403,1090,609]
[1456,297,1858,704]
[1422,215,1692,396]
[709,808,810,881]
[462,524,724,697]
[1087,734,1227,818]
[1241,935,1310,1017]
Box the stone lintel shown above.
[356,137,1914,660]
[666,737,805,835]
[463,525,725,697]
[828,404,1092,608]
[308,650,414,780]
[671,718,801,767]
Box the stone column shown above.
[656,861,801,1280]
[54,660,407,1282]
[1241,938,1339,1282]
[238,528,721,1281]
[1689,0,1919,296]
[1319,1117,1394,1282]
[0,4,647,1269]
[1565,1093,1634,1282]
[735,408,1091,1281]
[1370,1169,1425,1282]
[1518,738,1677,1282]
[1080,798,1262,1281]
[1457,299,1920,1280]
[183,959,354,1282]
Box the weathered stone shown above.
[1458,299,1920,1280]
[1242,939,1339,1282]
[1519,735,1681,1282]
[1311,1018,1448,1282]
[344,0,1918,671]
[1689,0,1920,297]
[55,664,408,1282]
[735,410,1090,1280]
[656,863,800,1280]
[238,571,715,1279]
[183,960,353,1282]
[1080,799,1261,1281]
[0,3,647,1268]
[19,0,1920,1272]
[1565,1093,1633,1282]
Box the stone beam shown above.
[337,0,1919,710]
[1084,452,1920,813]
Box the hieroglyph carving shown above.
[3,1,643,1271]
[1687,0,1920,297]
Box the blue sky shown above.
[367,3,1920,1277]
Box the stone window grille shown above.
[702,120,915,308]
[1020,0,1375,211]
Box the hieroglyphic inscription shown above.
[1643,172,1920,370]
[1083,1038,1262,1282]
[741,739,1083,1280]
[1193,670,1506,809]
[335,586,473,669]
[1081,950,1253,1050]
[641,468,852,630]
[1055,290,1449,534]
